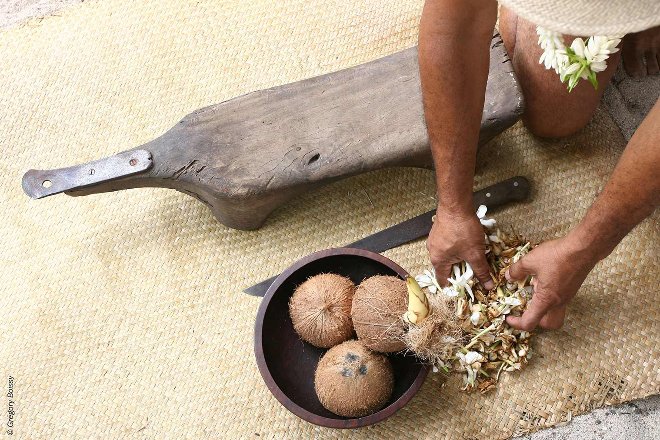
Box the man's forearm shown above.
[419,0,497,214]
[570,100,660,261]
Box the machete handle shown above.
[472,176,531,210]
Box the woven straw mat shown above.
[1,0,658,438]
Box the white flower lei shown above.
[537,26,622,92]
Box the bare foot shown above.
[622,26,660,78]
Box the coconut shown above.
[351,275,407,353]
[314,340,393,417]
[289,273,355,348]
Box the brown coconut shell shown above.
[289,273,355,348]
[314,340,394,417]
[351,275,407,353]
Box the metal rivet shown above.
[89,169,95,175]
[42,180,52,188]
[513,181,519,187]
[486,192,491,197]
[129,159,138,166]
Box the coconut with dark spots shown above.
[351,275,407,353]
[289,273,356,348]
[314,340,394,417]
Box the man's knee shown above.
[502,6,620,139]
[523,109,594,139]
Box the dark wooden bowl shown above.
[254,247,430,429]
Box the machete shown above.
[244,176,530,296]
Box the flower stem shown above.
[464,323,497,350]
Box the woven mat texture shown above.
[1,0,658,438]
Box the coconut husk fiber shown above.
[0,0,658,438]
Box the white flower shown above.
[499,296,522,315]
[570,38,585,57]
[470,304,484,326]
[446,263,474,301]
[457,351,483,386]
[415,269,442,294]
[537,26,621,92]
[537,27,568,73]
[476,205,496,228]
[418,263,477,299]
[464,351,483,365]
[585,35,621,72]
[470,311,482,326]
[563,62,581,76]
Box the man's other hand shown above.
[505,235,598,331]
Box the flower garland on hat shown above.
[537,26,622,92]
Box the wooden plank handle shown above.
[22,150,152,199]
[21,34,523,230]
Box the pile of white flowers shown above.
[414,206,535,392]
[537,26,622,92]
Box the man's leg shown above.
[499,7,621,138]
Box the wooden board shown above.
[23,34,523,230]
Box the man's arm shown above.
[507,100,660,330]
[419,0,498,288]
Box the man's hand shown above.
[505,235,597,331]
[506,100,659,332]
[427,208,494,290]
[418,0,497,289]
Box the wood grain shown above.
[53,34,522,230]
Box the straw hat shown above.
[499,0,660,36]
